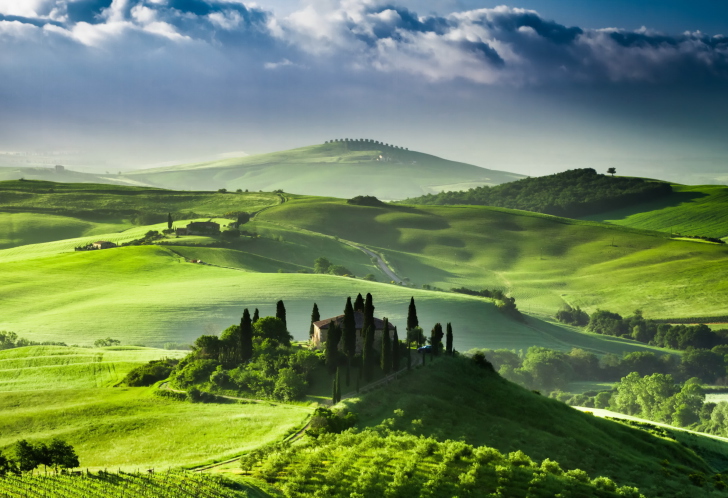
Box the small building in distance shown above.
[92,241,116,249]
[55,165,64,173]
[312,311,395,354]
[186,221,220,235]
[175,227,188,236]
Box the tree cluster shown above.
[451,287,522,320]
[401,168,673,218]
[324,138,409,151]
[0,439,79,475]
[346,196,387,207]
[314,257,354,277]
[0,331,66,350]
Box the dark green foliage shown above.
[556,305,590,326]
[313,257,331,274]
[402,168,672,218]
[309,303,320,340]
[253,308,259,323]
[47,439,80,472]
[303,408,357,438]
[240,308,253,362]
[392,327,400,371]
[407,297,418,331]
[607,167,616,176]
[121,358,179,386]
[335,367,342,403]
[172,359,219,388]
[430,323,444,355]
[342,297,356,358]
[588,310,629,337]
[346,195,386,207]
[446,322,453,355]
[0,453,17,476]
[0,331,66,350]
[254,316,292,347]
[407,342,412,370]
[345,359,351,387]
[94,337,121,348]
[406,326,425,347]
[276,300,287,329]
[12,439,78,473]
[362,325,374,381]
[363,293,375,336]
[328,264,353,276]
[236,212,251,226]
[380,319,391,374]
[14,440,40,473]
[326,322,342,373]
[354,293,364,312]
[167,212,173,230]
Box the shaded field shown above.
[0,346,187,392]
[584,184,728,239]
[0,386,310,469]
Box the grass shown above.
[584,184,728,239]
[123,142,523,200]
[0,346,187,392]
[0,386,310,470]
[257,196,728,318]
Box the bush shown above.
[173,359,219,388]
[122,358,179,386]
[307,408,357,437]
[347,196,386,207]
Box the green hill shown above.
[584,184,728,240]
[123,142,523,200]
[256,196,728,319]
[0,166,150,187]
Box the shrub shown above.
[122,358,179,386]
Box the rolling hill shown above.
[0,166,149,187]
[123,141,524,200]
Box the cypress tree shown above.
[354,293,364,312]
[407,340,412,370]
[276,300,287,329]
[332,378,337,404]
[430,323,444,356]
[446,323,453,356]
[326,322,342,373]
[167,213,173,231]
[363,293,375,335]
[346,358,351,387]
[342,297,356,358]
[392,326,400,372]
[253,308,259,323]
[362,325,374,381]
[407,297,418,331]
[240,308,253,363]
[380,318,391,375]
[309,303,320,340]
[335,367,342,403]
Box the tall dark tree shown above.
[332,377,337,404]
[363,293,375,332]
[446,323,453,356]
[430,323,444,356]
[240,308,253,362]
[335,367,342,403]
[407,340,412,370]
[167,212,173,230]
[345,358,351,387]
[362,325,374,381]
[380,318,392,374]
[354,293,365,312]
[14,440,39,473]
[392,326,400,372]
[326,322,342,373]
[309,303,320,340]
[253,308,260,323]
[407,297,419,331]
[276,300,287,329]
[342,297,357,358]
[48,439,79,472]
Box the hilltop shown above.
[123,140,523,199]
[0,165,149,187]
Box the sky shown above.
[0,0,727,183]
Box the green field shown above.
[124,142,523,200]
[584,184,728,239]
[0,346,187,392]
[254,196,728,318]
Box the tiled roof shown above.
[313,311,389,330]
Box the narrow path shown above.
[343,242,404,284]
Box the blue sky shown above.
[0,1,726,183]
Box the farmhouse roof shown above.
[313,311,388,330]
[187,221,219,227]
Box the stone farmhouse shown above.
[92,241,116,249]
[185,221,220,235]
[312,312,396,354]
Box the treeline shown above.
[451,287,522,320]
[324,138,409,151]
[400,168,672,218]
[672,233,725,244]
[0,439,79,475]
[471,346,728,393]
[0,331,66,350]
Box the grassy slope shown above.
[124,143,524,200]
[0,346,187,392]
[584,184,728,239]
[0,166,150,187]
[0,244,670,357]
[0,386,309,470]
[257,197,728,318]
[342,357,725,497]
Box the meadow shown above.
[584,184,728,240]
[123,142,523,200]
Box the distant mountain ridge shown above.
[122,141,524,199]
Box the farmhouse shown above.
[186,221,220,235]
[312,312,395,354]
[92,241,116,249]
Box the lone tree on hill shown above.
[167,213,173,230]
[362,325,374,381]
[309,303,320,340]
[407,297,419,331]
[253,308,260,323]
[276,300,287,329]
[240,308,253,363]
[446,323,453,356]
[430,323,444,356]
[380,319,392,375]
[326,322,342,373]
[392,326,400,371]
[342,297,357,358]
[607,167,616,177]
[354,293,364,312]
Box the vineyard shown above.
[0,471,248,498]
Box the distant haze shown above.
[0,1,726,185]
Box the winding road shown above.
[344,242,404,284]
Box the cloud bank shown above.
[1,0,726,86]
